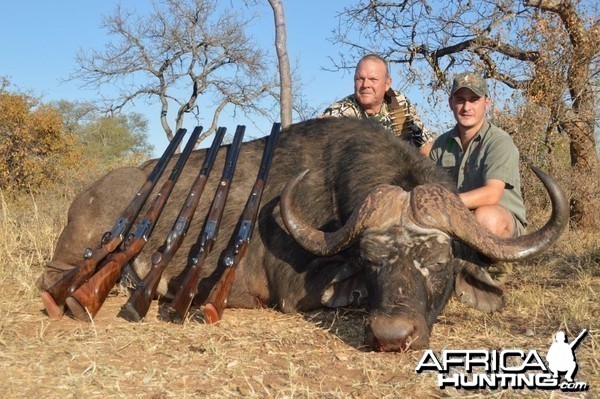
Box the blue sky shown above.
[1,1,437,155]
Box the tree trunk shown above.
[561,2,600,230]
[562,110,600,229]
[268,0,293,128]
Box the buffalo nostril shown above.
[365,314,429,351]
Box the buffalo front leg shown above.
[268,255,366,313]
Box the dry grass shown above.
[0,191,598,398]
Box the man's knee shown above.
[473,205,515,238]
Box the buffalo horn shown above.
[408,165,569,261]
[280,170,410,256]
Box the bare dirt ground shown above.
[1,244,598,399]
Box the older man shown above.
[429,72,526,238]
[322,54,435,156]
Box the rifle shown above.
[65,126,203,322]
[120,127,227,322]
[40,128,187,319]
[203,123,281,324]
[170,125,246,322]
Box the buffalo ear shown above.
[320,258,367,308]
[454,259,504,313]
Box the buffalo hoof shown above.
[364,312,430,351]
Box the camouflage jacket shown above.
[321,91,435,148]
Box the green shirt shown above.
[429,121,527,226]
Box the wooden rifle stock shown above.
[120,127,227,322]
[204,123,281,324]
[170,125,246,322]
[202,250,242,324]
[40,128,187,319]
[65,126,203,321]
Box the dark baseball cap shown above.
[450,72,488,97]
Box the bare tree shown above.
[71,0,277,143]
[267,0,293,127]
[333,0,599,229]
[243,0,311,125]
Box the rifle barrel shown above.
[170,125,246,321]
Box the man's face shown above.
[354,59,392,115]
[449,88,491,131]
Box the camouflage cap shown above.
[450,72,488,97]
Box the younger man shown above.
[429,72,526,238]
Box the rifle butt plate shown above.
[65,296,93,322]
[203,303,221,325]
[118,302,144,322]
[41,291,65,319]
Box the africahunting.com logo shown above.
[415,329,588,391]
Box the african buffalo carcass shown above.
[37,117,568,351]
